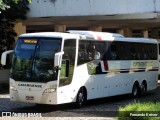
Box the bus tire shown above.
[132,82,140,97]
[140,81,147,96]
[76,87,87,108]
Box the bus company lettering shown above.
[133,61,153,67]
[18,83,42,88]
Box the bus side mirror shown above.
[1,50,14,66]
[54,52,64,67]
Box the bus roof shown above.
[118,38,158,44]
[19,31,157,44]
[67,30,124,39]
[67,30,157,44]
[19,32,78,39]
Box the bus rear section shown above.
[73,37,158,101]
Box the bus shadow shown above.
[11,102,75,113]
[86,91,157,107]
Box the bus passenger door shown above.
[57,39,77,103]
[59,39,76,87]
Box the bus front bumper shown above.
[10,89,58,105]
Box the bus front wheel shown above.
[76,87,87,108]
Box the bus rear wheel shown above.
[140,82,147,96]
[76,87,87,108]
[132,82,140,97]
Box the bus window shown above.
[11,38,62,82]
[78,41,93,65]
[110,44,119,60]
[60,59,69,78]
[130,47,136,60]
[117,42,129,60]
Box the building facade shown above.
[14,0,160,39]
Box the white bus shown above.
[1,30,159,107]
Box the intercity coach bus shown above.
[1,30,159,107]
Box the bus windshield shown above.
[11,37,62,82]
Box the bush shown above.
[117,101,160,120]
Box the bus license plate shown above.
[26,96,34,100]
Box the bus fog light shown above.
[43,88,56,93]
[10,85,17,91]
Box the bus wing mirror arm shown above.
[1,50,14,66]
[54,52,64,67]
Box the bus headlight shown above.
[10,84,17,91]
[43,88,56,93]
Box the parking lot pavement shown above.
[0,81,160,119]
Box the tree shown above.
[0,0,30,54]
[0,0,31,12]
[0,0,9,12]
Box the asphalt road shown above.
[0,83,160,117]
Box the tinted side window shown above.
[78,40,110,65]
[149,44,157,60]
[78,41,93,65]
[78,40,157,62]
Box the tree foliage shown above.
[0,0,31,12]
[0,0,30,53]
[0,0,9,11]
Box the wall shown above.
[28,0,160,17]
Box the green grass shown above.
[117,101,160,120]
